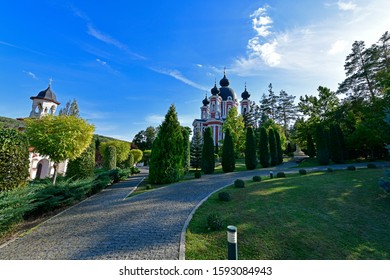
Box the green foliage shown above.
[327,168,334,173]
[149,104,184,184]
[275,130,283,164]
[58,99,80,117]
[124,153,134,168]
[66,141,96,180]
[190,129,202,170]
[259,126,270,168]
[306,134,316,158]
[367,163,377,169]
[276,172,286,178]
[132,126,157,151]
[329,124,344,163]
[0,116,22,129]
[104,145,117,170]
[268,128,278,166]
[218,192,231,202]
[201,127,215,174]
[221,128,235,173]
[100,140,131,164]
[207,213,224,231]
[234,179,245,188]
[299,169,307,175]
[347,165,356,171]
[223,107,245,157]
[379,170,390,193]
[253,175,262,182]
[129,149,143,164]
[24,115,94,184]
[0,128,30,192]
[245,127,257,170]
[142,149,152,165]
[182,127,191,174]
[315,124,329,165]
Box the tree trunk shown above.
[52,163,58,185]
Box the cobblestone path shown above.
[0,162,388,260]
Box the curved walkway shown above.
[0,162,388,260]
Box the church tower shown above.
[240,84,251,115]
[29,83,60,118]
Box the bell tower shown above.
[29,80,60,118]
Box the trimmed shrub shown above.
[218,192,231,202]
[222,128,235,173]
[259,126,270,168]
[347,165,356,171]
[327,168,334,173]
[269,128,278,167]
[103,145,117,170]
[194,171,202,179]
[316,124,329,165]
[124,153,134,168]
[207,213,224,231]
[234,179,245,188]
[253,175,262,182]
[245,127,257,170]
[0,128,30,192]
[145,184,152,190]
[130,166,140,174]
[276,172,286,178]
[299,169,307,175]
[66,141,96,180]
[201,127,215,174]
[367,163,377,169]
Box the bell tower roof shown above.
[30,84,60,105]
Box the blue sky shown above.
[1,0,389,141]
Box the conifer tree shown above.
[269,128,278,166]
[190,129,202,170]
[104,145,117,170]
[329,124,343,163]
[315,124,329,165]
[275,130,283,165]
[259,126,270,168]
[306,134,316,158]
[149,104,184,184]
[245,127,257,170]
[222,128,235,172]
[182,127,191,174]
[201,127,215,174]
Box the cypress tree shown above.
[315,124,329,165]
[245,127,257,170]
[269,128,278,166]
[67,140,96,179]
[182,127,191,174]
[275,130,283,165]
[306,134,316,158]
[259,126,270,168]
[149,104,184,184]
[222,128,235,172]
[336,124,348,160]
[190,129,202,170]
[329,124,343,163]
[104,145,117,170]
[201,127,215,174]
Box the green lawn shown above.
[185,169,390,260]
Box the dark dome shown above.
[241,86,250,100]
[30,85,60,105]
[211,82,220,95]
[219,74,230,87]
[219,87,236,101]
[202,95,210,106]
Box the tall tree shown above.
[306,134,316,158]
[24,115,94,184]
[58,99,80,117]
[223,107,245,157]
[132,126,157,151]
[315,124,329,165]
[221,128,235,172]
[274,129,283,165]
[149,104,184,184]
[190,129,202,170]
[277,89,297,135]
[181,126,191,174]
[268,128,278,166]
[201,127,215,174]
[245,127,257,170]
[329,124,343,163]
[260,83,279,120]
[259,126,270,168]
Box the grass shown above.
[185,169,390,260]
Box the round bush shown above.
[347,165,356,171]
[327,168,334,172]
[234,179,245,188]
[252,175,262,182]
[276,172,286,178]
[145,184,152,190]
[194,171,202,179]
[207,213,224,231]
[299,169,307,175]
[367,163,377,169]
[218,191,231,202]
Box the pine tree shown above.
[59,99,80,117]
[306,134,316,158]
[315,124,329,165]
[274,130,283,165]
[245,127,257,170]
[259,126,270,168]
[190,129,202,170]
[201,127,215,174]
[277,89,297,135]
[149,104,184,184]
[222,128,235,172]
[269,128,278,166]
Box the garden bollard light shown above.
[270,171,273,179]
[227,225,237,260]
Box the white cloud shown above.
[146,114,165,125]
[337,1,357,11]
[151,67,208,91]
[96,58,107,66]
[23,71,37,80]
[328,40,349,55]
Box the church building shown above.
[18,83,68,179]
[192,71,251,145]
